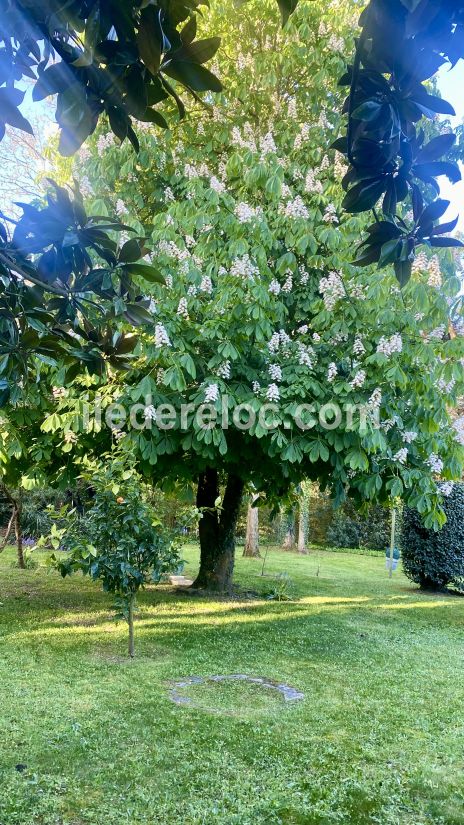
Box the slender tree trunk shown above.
[14,496,25,569]
[0,485,24,567]
[282,510,296,551]
[128,595,135,658]
[0,505,16,552]
[193,469,244,592]
[243,494,260,558]
[297,498,308,554]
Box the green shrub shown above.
[401,484,464,592]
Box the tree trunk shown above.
[297,498,308,554]
[0,485,24,567]
[14,496,25,569]
[193,469,244,593]
[243,494,260,557]
[282,510,296,551]
[128,595,135,658]
[0,505,16,552]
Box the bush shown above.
[326,513,361,549]
[401,484,464,592]
[326,502,392,551]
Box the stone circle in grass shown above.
[168,675,304,717]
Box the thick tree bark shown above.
[282,510,296,551]
[193,469,244,592]
[243,494,260,558]
[297,499,308,554]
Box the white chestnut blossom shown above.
[252,381,261,394]
[393,448,408,464]
[210,176,225,194]
[322,204,339,224]
[368,388,382,410]
[269,279,281,296]
[350,370,366,389]
[353,336,365,356]
[282,274,293,292]
[96,132,114,153]
[403,431,418,444]
[204,384,220,403]
[217,361,231,380]
[439,481,454,497]
[304,170,323,195]
[377,334,403,357]
[144,405,157,421]
[230,254,259,279]
[200,276,213,294]
[266,383,280,402]
[282,196,309,220]
[298,344,314,367]
[319,271,345,311]
[426,453,444,474]
[235,202,258,223]
[327,362,338,382]
[154,323,171,347]
[115,199,127,216]
[177,297,189,318]
[269,364,282,382]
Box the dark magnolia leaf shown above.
[95,41,139,65]
[163,61,223,92]
[146,77,170,106]
[414,161,461,184]
[123,303,156,325]
[418,199,450,228]
[181,15,197,45]
[161,78,186,119]
[33,62,74,101]
[127,124,140,153]
[428,237,464,248]
[378,238,402,268]
[174,37,221,66]
[431,216,459,236]
[138,108,168,128]
[137,6,163,76]
[416,133,456,164]
[414,166,441,193]
[365,220,402,243]
[85,1,101,51]
[382,180,397,216]
[123,263,165,284]
[2,105,34,135]
[124,66,148,118]
[108,106,129,142]
[0,378,10,407]
[351,100,384,122]
[342,178,386,213]
[352,246,382,266]
[411,184,423,222]
[394,259,412,288]
[411,91,456,117]
[119,238,142,263]
[277,0,299,26]
[330,136,348,153]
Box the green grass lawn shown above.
[1,544,464,825]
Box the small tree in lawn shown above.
[48,454,179,657]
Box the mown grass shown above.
[1,544,463,825]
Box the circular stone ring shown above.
[168,674,304,707]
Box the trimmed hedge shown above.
[401,484,464,592]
